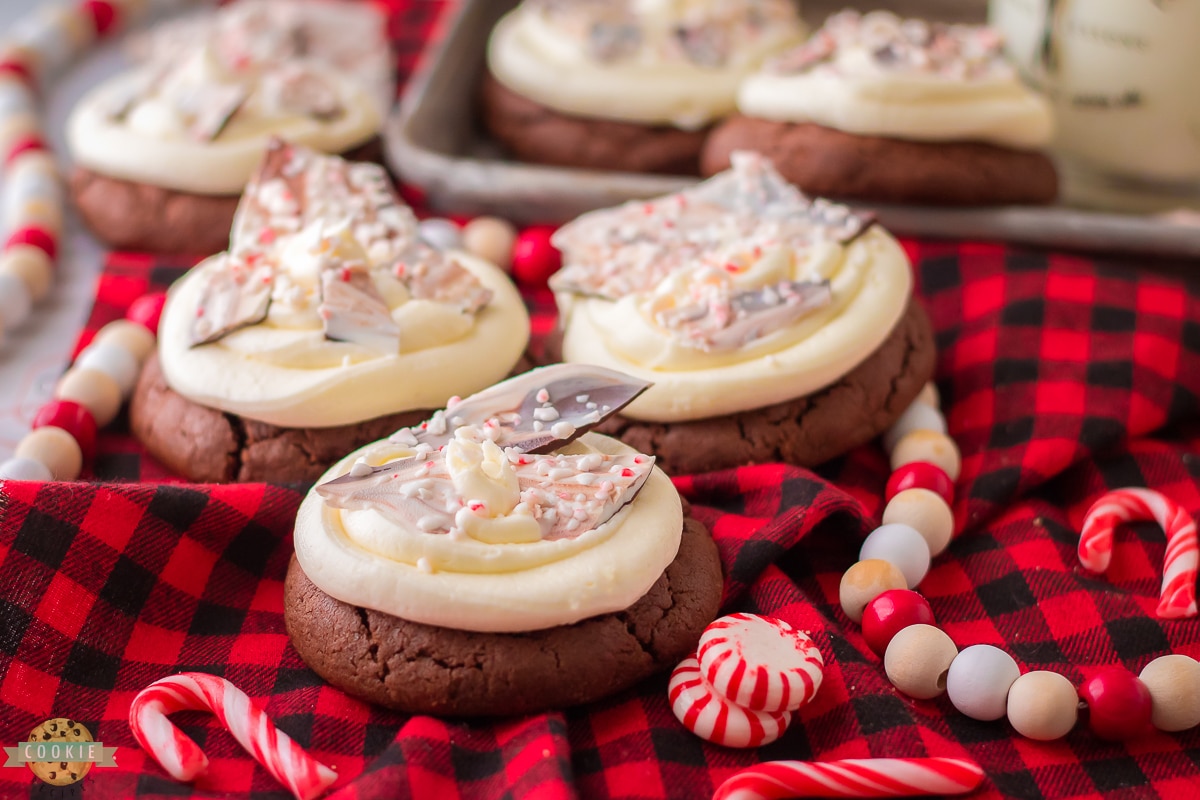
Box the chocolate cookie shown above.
[479,71,707,176]
[284,510,723,716]
[701,116,1058,206]
[129,353,429,483]
[69,136,385,255]
[547,300,936,475]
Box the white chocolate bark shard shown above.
[187,83,249,141]
[190,256,274,346]
[550,152,867,349]
[318,265,400,353]
[397,247,493,315]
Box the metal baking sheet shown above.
[386,0,1200,258]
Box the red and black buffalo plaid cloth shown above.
[4,1,1200,798]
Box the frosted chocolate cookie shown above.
[130,141,530,483]
[285,365,723,716]
[67,0,393,253]
[548,152,936,474]
[480,0,804,174]
[702,11,1058,205]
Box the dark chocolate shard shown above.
[398,364,651,453]
[190,257,275,346]
[318,264,400,353]
[186,83,248,141]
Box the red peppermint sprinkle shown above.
[258,228,277,245]
[621,468,634,477]
[81,0,119,36]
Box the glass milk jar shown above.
[989,0,1200,211]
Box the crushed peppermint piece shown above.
[533,406,561,422]
[551,421,576,440]
[417,557,433,573]
[536,388,551,403]
[349,459,374,477]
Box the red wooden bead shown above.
[5,134,46,167]
[886,461,954,505]
[861,589,936,657]
[1079,666,1153,741]
[126,292,168,335]
[0,59,33,86]
[5,226,56,260]
[32,400,98,462]
[81,0,119,36]
[511,226,561,287]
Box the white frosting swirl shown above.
[159,251,530,428]
[294,433,683,632]
[488,0,804,129]
[738,11,1053,149]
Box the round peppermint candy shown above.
[697,613,824,713]
[668,657,792,748]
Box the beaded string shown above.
[842,387,1200,742]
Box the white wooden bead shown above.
[15,427,82,481]
[883,401,947,453]
[891,430,962,481]
[946,645,1021,721]
[0,272,32,330]
[1139,654,1200,732]
[462,216,517,271]
[859,523,931,589]
[884,624,958,700]
[0,75,35,119]
[839,559,907,623]
[0,244,53,302]
[55,367,122,426]
[418,218,462,251]
[75,341,140,397]
[882,488,954,557]
[916,382,940,409]
[0,456,53,481]
[4,156,62,227]
[95,319,157,363]
[1006,671,1078,740]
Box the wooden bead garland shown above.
[844,383,1200,743]
[0,0,192,351]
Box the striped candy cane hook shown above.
[1078,488,1198,619]
[129,673,337,800]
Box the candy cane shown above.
[129,673,337,800]
[1078,488,1198,619]
[712,757,984,800]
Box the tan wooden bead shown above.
[1006,670,1079,740]
[462,216,517,271]
[15,426,82,481]
[882,488,954,556]
[55,367,122,426]
[1139,654,1200,732]
[0,111,39,155]
[94,319,157,363]
[0,245,52,302]
[839,559,907,623]
[890,430,962,481]
[883,624,958,700]
[916,382,940,409]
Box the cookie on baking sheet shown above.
[65,0,393,254]
[25,719,92,787]
[547,152,935,473]
[479,72,707,176]
[285,514,722,716]
[702,10,1058,205]
[285,364,724,715]
[701,118,1059,207]
[129,141,530,483]
[477,0,803,174]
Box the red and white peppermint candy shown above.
[669,657,791,748]
[1079,488,1198,619]
[129,673,337,800]
[712,756,985,800]
[697,613,824,713]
